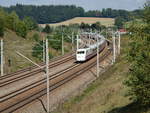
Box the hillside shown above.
[3,30,72,74]
[3,30,36,74]
[40,17,115,27]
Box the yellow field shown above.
[39,17,115,27]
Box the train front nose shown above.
[76,50,86,62]
[76,55,85,61]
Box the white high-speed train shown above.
[76,36,107,62]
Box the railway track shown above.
[0,52,74,80]
[0,42,112,113]
[0,53,75,87]
[0,63,79,100]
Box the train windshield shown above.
[77,51,85,54]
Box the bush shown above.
[32,40,53,60]
[15,21,28,38]
[47,35,62,50]
[33,33,40,42]
[32,41,43,60]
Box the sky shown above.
[0,0,147,11]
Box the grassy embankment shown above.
[3,30,72,74]
[52,35,150,113]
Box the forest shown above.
[2,4,142,24]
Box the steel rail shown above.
[0,43,112,113]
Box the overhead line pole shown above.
[106,28,107,39]
[72,32,74,51]
[113,33,116,63]
[16,40,49,113]
[43,36,46,62]
[1,39,4,76]
[118,31,121,54]
[97,36,99,77]
[76,35,79,50]
[45,38,50,113]
[62,33,64,55]
[88,33,91,46]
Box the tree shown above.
[125,2,150,106]
[43,25,52,33]
[0,17,4,38]
[32,40,53,60]
[23,17,38,30]
[80,22,90,30]
[80,22,86,29]
[0,8,34,38]
[15,21,28,38]
[85,10,101,17]
[32,41,43,60]
[115,17,125,29]
[91,22,102,31]
[5,11,19,31]
[5,4,85,24]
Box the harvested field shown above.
[39,17,115,27]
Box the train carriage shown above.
[76,37,106,62]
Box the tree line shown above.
[2,4,142,25]
[3,4,84,24]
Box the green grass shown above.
[52,35,150,113]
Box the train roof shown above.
[89,37,105,48]
[77,49,87,51]
[77,36,106,52]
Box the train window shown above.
[77,51,85,54]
